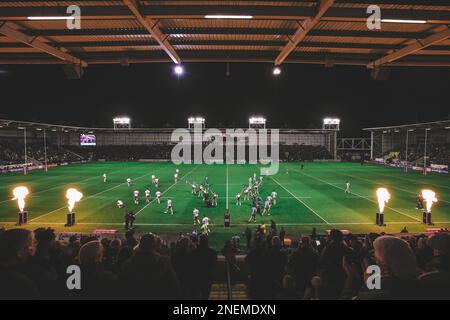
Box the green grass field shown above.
[1,162,449,249]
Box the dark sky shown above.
[0,63,448,136]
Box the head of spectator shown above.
[223,240,233,251]
[177,237,191,254]
[198,234,209,249]
[300,236,311,248]
[78,240,103,266]
[34,228,56,247]
[329,229,343,243]
[428,233,450,257]
[271,236,282,250]
[117,245,133,269]
[373,236,418,279]
[138,233,159,254]
[0,229,36,266]
[110,238,122,251]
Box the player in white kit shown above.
[165,199,174,215]
[236,193,242,206]
[155,178,159,188]
[202,216,210,227]
[263,199,271,216]
[192,182,197,195]
[145,189,151,203]
[193,208,200,225]
[156,191,162,204]
[212,193,218,207]
[244,187,251,201]
[127,178,132,187]
[151,175,156,184]
[133,190,139,205]
[345,181,351,194]
[103,173,107,183]
[249,206,257,223]
[174,173,179,183]
[271,190,278,205]
[267,195,273,208]
[116,200,124,209]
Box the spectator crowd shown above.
[0,225,449,300]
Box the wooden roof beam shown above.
[275,0,335,66]
[123,0,181,64]
[368,26,450,68]
[0,22,87,67]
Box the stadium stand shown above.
[0,226,449,300]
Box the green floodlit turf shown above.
[0,162,449,249]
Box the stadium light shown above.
[381,19,427,24]
[113,117,131,125]
[205,15,253,20]
[113,117,131,130]
[323,118,341,125]
[273,67,282,76]
[249,117,266,129]
[188,117,206,129]
[174,65,184,76]
[28,16,76,20]
[323,118,340,130]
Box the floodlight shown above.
[174,65,184,76]
[323,118,341,125]
[249,117,267,129]
[113,117,131,125]
[205,15,253,20]
[188,117,206,129]
[273,67,282,76]
[381,19,427,24]
[323,118,340,130]
[113,117,131,130]
[28,16,76,21]
[249,117,266,125]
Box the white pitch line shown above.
[28,167,166,222]
[134,167,197,217]
[271,176,330,225]
[226,164,229,210]
[297,171,421,222]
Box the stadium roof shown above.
[0,1,450,68]
[363,120,450,132]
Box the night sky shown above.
[0,63,449,136]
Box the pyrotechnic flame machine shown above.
[66,188,83,213]
[12,186,30,213]
[376,188,391,214]
[421,189,438,213]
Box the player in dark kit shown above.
[124,211,136,229]
[124,211,130,230]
